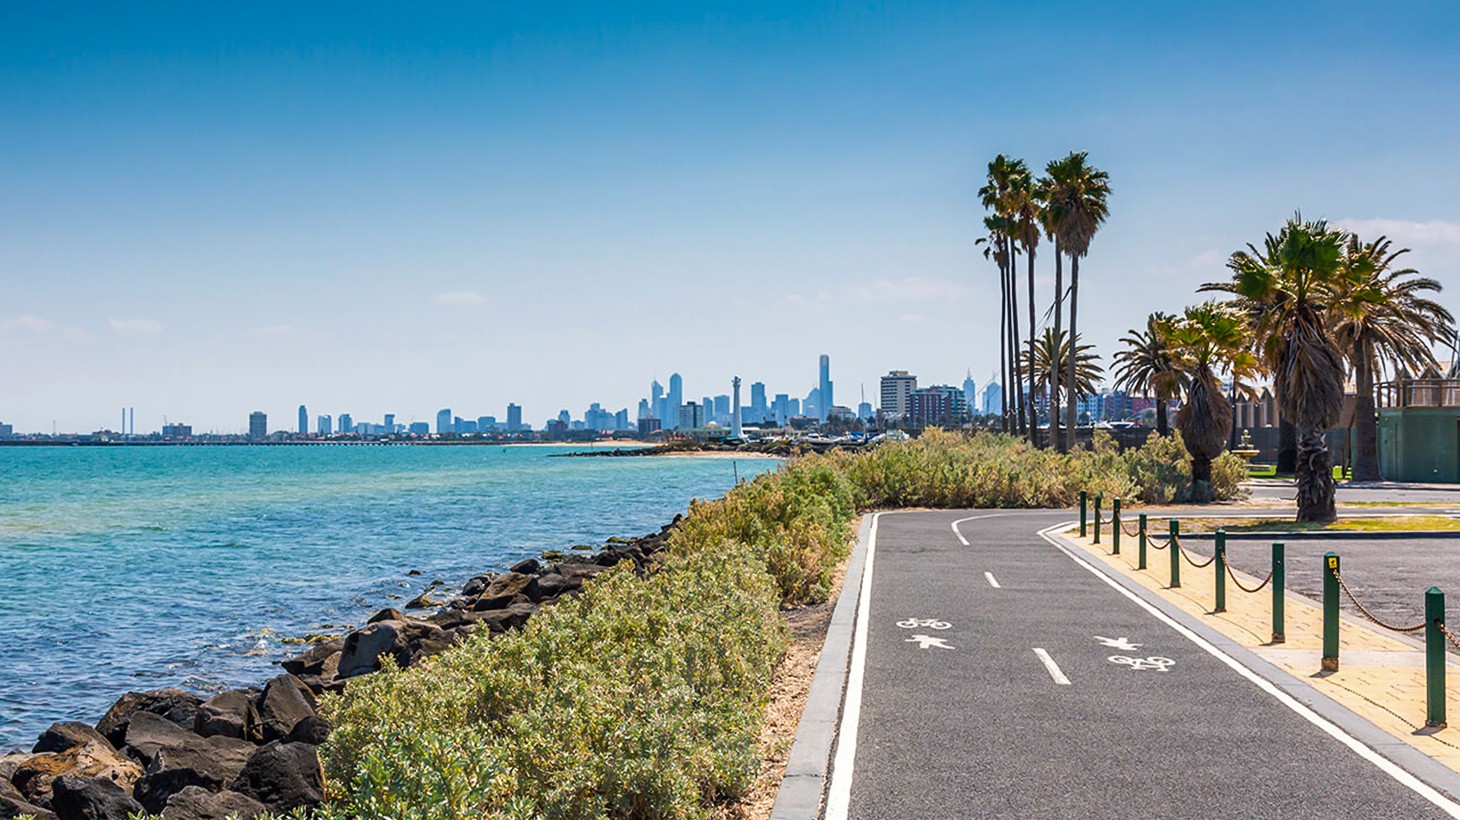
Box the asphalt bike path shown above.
[839,510,1450,819]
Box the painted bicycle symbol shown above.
[1108,655,1176,672]
[897,617,952,630]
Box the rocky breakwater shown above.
[0,522,676,820]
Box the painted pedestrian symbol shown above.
[1093,635,1142,651]
[906,635,955,651]
[1108,655,1175,672]
[897,617,952,630]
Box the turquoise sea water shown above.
[0,445,777,749]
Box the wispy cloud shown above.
[108,318,162,336]
[253,324,292,336]
[0,314,56,333]
[433,290,488,305]
[1335,218,1460,247]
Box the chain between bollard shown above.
[1437,619,1460,653]
[1225,559,1274,594]
[1120,519,1142,538]
[1147,535,1171,551]
[1175,535,1217,569]
[1333,572,1427,633]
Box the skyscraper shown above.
[982,382,1003,416]
[338,413,353,434]
[436,408,452,434]
[804,387,821,421]
[963,371,978,412]
[384,413,395,434]
[298,405,308,435]
[317,415,332,436]
[668,373,683,430]
[773,393,790,426]
[248,411,267,440]
[818,354,833,422]
[507,403,522,432]
[880,371,918,418]
[750,381,767,423]
[678,402,704,430]
[637,398,651,421]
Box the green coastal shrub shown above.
[320,540,785,819]
[318,429,1247,818]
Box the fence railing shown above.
[1078,491,1448,728]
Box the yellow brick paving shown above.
[1064,527,1460,773]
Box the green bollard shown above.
[1214,530,1226,613]
[1112,498,1122,555]
[1093,494,1103,545]
[1138,514,1148,570]
[1272,543,1285,643]
[1322,551,1340,672]
[1427,587,1446,728]
[1169,519,1181,589]
[1079,490,1088,537]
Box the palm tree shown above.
[1332,235,1454,481]
[1165,302,1257,500]
[1113,312,1180,436]
[980,156,1027,437]
[977,215,1012,433]
[1009,162,1043,445]
[1204,216,1350,521]
[1044,152,1111,450]
[1020,328,1105,419]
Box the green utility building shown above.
[1378,408,1460,483]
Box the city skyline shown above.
[3,5,1458,432]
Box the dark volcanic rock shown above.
[403,591,438,609]
[160,786,268,820]
[121,713,198,765]
[0,778,56,819]
[95,689,202,748]
[525,573,573,601]
[49,775,143,820]
[33,723,112,756]
[366,607,408,624]
[479,572,533,601]
[279,639,343,677]
[472,591,530,611]
[13,742,142,808]
[193,690,260,742]
[508,558,540,575]
[133,735,253,814]
[284,715,331,745]
[337,619,452,677]
[473,602,537,634]
[231,741,323,814]
[256,676,316,743]
[460,573,494,598]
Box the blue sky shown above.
[3,2,1459,432]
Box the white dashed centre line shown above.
[984,571,1001,588]
[1033,647,1071,685]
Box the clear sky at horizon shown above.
[3,2,1459,433]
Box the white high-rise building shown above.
[879,371,917,418]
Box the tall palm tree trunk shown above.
[1008,237,1026,437]
[1351,338,1381,481]
[1065,254,1080,450]
[1277,419,1297,474]
[1156,399,1169,437]
[1051,241,1064,452]
[1297,426,1338,521]
[998,256,1009,433]
[1027,245,1038,445]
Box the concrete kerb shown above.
[1048,524,1460,805]
[769,513,874,820]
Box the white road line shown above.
[1038,522,1460,818]
[984,571,1001,588]
[1033,647,1071,685]
[951,513,1008,546]
[824,512,880,820]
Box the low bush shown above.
[318,429,1245,818]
